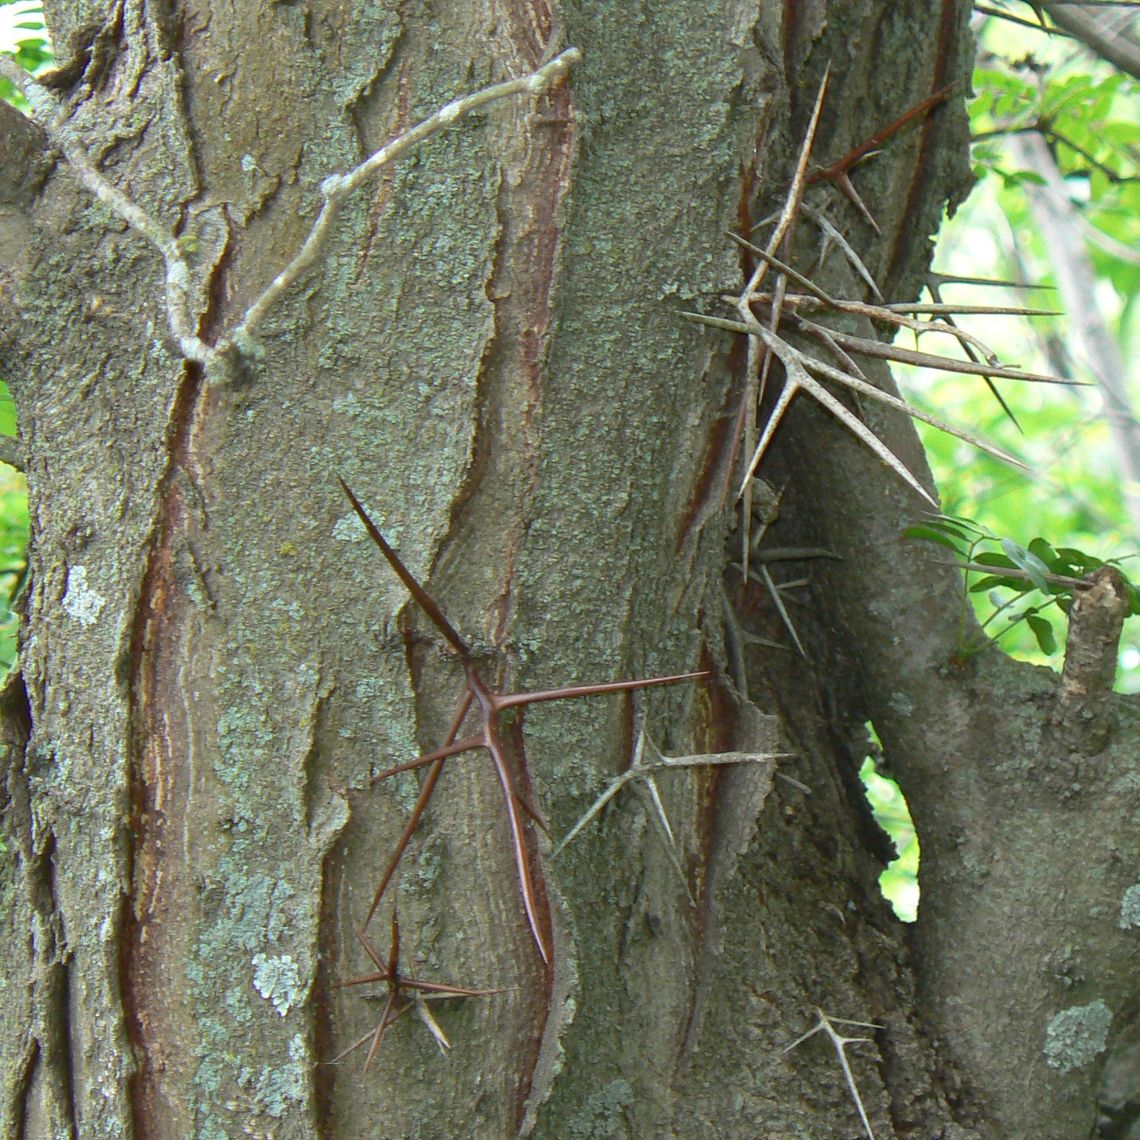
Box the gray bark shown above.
[0,1,1135,1137]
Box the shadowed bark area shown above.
[0,1,1134,1137]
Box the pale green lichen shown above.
[333,512,370,543]
[1044,999,1113,1072]
[251,952,304,1016]
[1119,884,1140,929]
[565,1078,635,1138]
[245,1035,307,1118]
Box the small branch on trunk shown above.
[1052,565,1130,757]
[0,47,581,384]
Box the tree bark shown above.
[0,1,1135,1137]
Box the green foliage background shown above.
[901,9,1139,690]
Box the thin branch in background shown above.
[1040,125,1140,183]
[1005,130,1140,540]
[0,47,581,382]
[974,4,1080,36]
[972,122,1140,184]
[1038,1,1140,78]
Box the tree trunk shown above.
[0,1,1135,1136]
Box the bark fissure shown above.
[884,0,972,293]
[123,484,193,1135]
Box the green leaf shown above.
[973,551,1018,570]
[1124,582,1140,617]
[1051,547,1105,577]
[902,525,966,553]
[926,513,990,538]
[1026,614,1058,655]
[1003,170,1047,189]
[999,538,1052,592]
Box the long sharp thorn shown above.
[515,789,549,831]
[803,206,883,298]
[765,65,830,260]
[884,303,1060,317]
[415,996,451,1053]
[485,733,551,963]
[926,280,1024,432]
[833,171,880,233]
[371,733,484,781]
[388,910,400,977]
[362,992,397,1072]
[802,348,1026,474]
[759,563,809,658]
[799,322,1084,385]
[330,1027,379,1066]
[406,978,507,998]
[551,773,634,858]
[642,773,677,849]
[728,236,838,306]
[494,669,708,712]
[739,380,800,494]
[337,476,471,659]
[809,85,955,189]
[800,378,938,505]
[680,310,755,336]
[354,923,388,973]
[928,271,1055,290]
[364,690,474,927]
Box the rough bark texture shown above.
[0,1,1135,1137]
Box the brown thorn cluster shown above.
[336,477,704,1057]
[333,914,505,1068]
[805,83,956,234]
